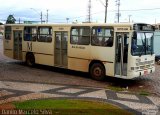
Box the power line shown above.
[2,7,160,23]
[120,7,160,12]
[72,7,160,20]
[115,0,120,23]
[53,7,160,21]
[97,0,106,7]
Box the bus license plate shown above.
[144,71,148,75]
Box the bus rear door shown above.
[54,28,68,67]
[13,30,22,60]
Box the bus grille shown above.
[140,64,151,70]
[139,60,154,65]
[140,66,145,70]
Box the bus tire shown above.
[90,63,105,81]
[26,53,35,66]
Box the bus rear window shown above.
[5,26,11,40]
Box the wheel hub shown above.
[94,67,102,77]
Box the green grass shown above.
[138,90,150,96]
[108,86,151,96]
[14,99,134,115]
[107,86,126,92]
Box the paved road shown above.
[0,35,3,39]
[0,80,160,115]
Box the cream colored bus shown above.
[3,23,155,80]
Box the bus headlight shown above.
[136,58,141,62]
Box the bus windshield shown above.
[131,32,154,56]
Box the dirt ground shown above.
[0,39,160,97]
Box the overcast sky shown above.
[0,0,160,24]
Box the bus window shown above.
[71,27,90,45]
[5,26,11,40]
[91,27,114,47]
[38,27,52,42]
[71,28,78,44]
[24,27,37,41]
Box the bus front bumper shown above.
[128,67,155,79]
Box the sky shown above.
[0,0,160,24]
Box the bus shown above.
[3,23,155,80]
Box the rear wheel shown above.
[26,53,35,66]
[90,63,105,81]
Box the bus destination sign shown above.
[133,24,155,31]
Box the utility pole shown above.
[46,9,48,23]
[19,18,20,24]
[87,0,92,23]
[128,15,132,23]
[97,0,108,23]
[104,0,108,23]
[89,0,91,23]
[115,0,120,23]
[40,11,42,24]
[66,18,69,23]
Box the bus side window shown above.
[5,26,11,40]
[24,27,37,41]
[71,27,90,45]
[31,28,37,41]
[91,27,113,47]
[92,34,99,46]
[91,28,100,46]
[79,28,90,45]
[102,37,113,47]
[71,36,78,44]
[71,28,78,44]
[24,27,31,41]
[38,27,52,42]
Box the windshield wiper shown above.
[139,45,145,57]
[139,37,146,57]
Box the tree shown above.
[6,14,16,24]
[0,22,3,25]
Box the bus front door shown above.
[115,33,128,77]
[55,32,68,67]
[13,30,22,60]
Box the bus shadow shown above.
[11,61,91,79]
[9,61,148,90]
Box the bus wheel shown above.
[90,63,105,81]
[26,53,35,66]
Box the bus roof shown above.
[5,23,155,31]
[4,23,135,27]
